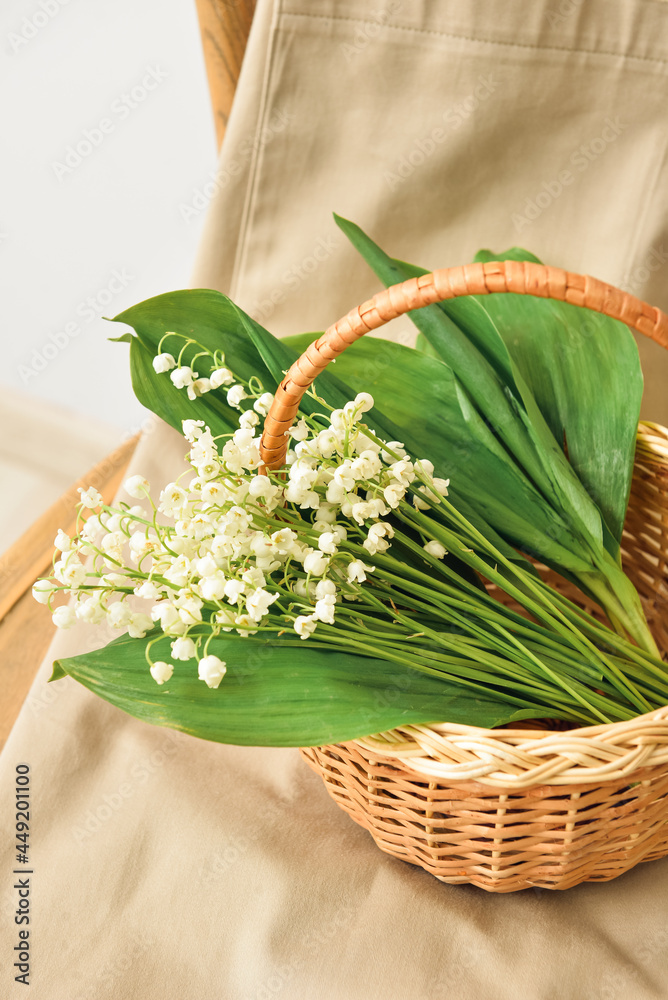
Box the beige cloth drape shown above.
[2,2,668,998]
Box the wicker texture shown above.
[299,423,668,890]
[264,265,668,891]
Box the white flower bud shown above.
[423,539,447,559]
[124,475,150,499]
[54,529,73,552]
[353,392,374,413]
[32,579,58,604]
[52,605,76,629]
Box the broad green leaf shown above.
[472,247,643,544]
[52,630,539,747]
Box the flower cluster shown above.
[36,350,450,690]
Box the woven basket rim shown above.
[351,704,668,788]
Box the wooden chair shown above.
[0,1,256,749]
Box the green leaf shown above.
[52,630,538,747]
[471,247,643,544]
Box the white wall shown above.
[1,0,217,435]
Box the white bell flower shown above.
[227,384,248,408]
[330,409,346,433]
[253,391,275,416]
[214,608,236,630]
[333,462,356,492]
[326,480,347,504]
[210,367,234,388]
[151,602,187,636]
[241,566,267,589]
[54,555,87,588]
[171,636,197,661]
[288,418,310,441]
[363,522,394,556]
[152,352,176,373]
[424,540,447,559]
[52,605,76,629]
[198,654,227,688]
[383,483,406,508]
[224,579,246,604]
[246,587,279,622]
[129,532,155,562]
[75,597,107,624]
[81,515,104,543]
[303,551,329,577]
[314,429,339,459]
[199,573,228,602]
[150,661,174,685]
[125,476,151,500]
[32,579,58,604]
[54,529,73,552]
[315,579,337,600]
[127,613,154,638]
[200,481,228,506]
[347,559,375,583]
[182,419,205,442]
[388,460,415,487]
[170,366,197,389]
[354,392,374,413]
[159,483,188,518]
[317,532,339,555]
[381,441,408,463]
[234,613,257,637]
[164,555,192,588]
[195,555,219,578]
[351,450,382,480]
[314,594,336,624]
[187,377,212,400]
[294,614,317,639]
[175,593,203,625]
[239,409,260,429]
[107,601,132,628]
[78,486,103,509]
[134,580,162,601]
[416,459,435,479]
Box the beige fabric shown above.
[0,390,119,553]
[3,2,668,998]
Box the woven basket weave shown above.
[260,261,668,892]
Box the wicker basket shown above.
[260,261,668,892]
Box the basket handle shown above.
[259,259,668,469]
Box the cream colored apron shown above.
[2,3,668,998]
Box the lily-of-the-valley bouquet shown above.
[35,217,668,748]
